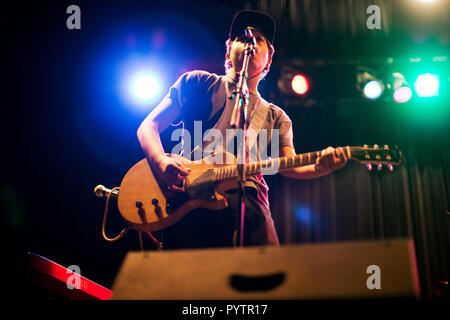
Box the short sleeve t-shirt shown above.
[160,70,294,208]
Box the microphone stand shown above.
[229,28,256,247]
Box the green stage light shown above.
[414,73,440,97]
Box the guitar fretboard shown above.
[214,150,331,181]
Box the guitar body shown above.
[117,151,237,232]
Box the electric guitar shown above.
[117,145,402,232]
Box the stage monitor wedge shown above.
[111,238,420,299]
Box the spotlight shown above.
[357,69,384,100]
[391,73,412,103]
[130,71,161,104]
[414,73,439,97]
[363,80,384,99]
[393,86,413,103]
[278,69,310,97]
[291,74,309,95]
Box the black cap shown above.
[229,10,275,45]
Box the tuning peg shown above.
[364,144,369,149]
[366,163,373,171]
[388,164,394,172]
[384,145,389,150]
[377,164,383,171]
[374,144,379,149]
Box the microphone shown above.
[94,185,119,198]
[244,27,257,47]
[229,27,256,128]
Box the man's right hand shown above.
[151,155,191,191]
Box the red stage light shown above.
[291,74,309,95]
[393,86,412,103]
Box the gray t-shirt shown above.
[160,70,294,207]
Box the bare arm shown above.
[279,145,348,179]
[137,97,190,187]
[137,97,180,164]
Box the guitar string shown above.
[172,147,396,186]
[183,152,322,185]
[177,147,384,176]
[183,153,320,173]
[184,146,395,185]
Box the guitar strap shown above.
[195,95,271,160]
[246,97,271,153]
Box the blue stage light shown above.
[295,206,312,224]
[130,72,161,103]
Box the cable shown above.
[246,69,264,81]
[146,232,163,250]
[101,187,130,242]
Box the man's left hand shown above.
[315,146,348,175]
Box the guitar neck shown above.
[215,147,352,180]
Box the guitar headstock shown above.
[349,145,402,171]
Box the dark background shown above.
[2,0,449,299]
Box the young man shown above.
[137,10,348,249]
